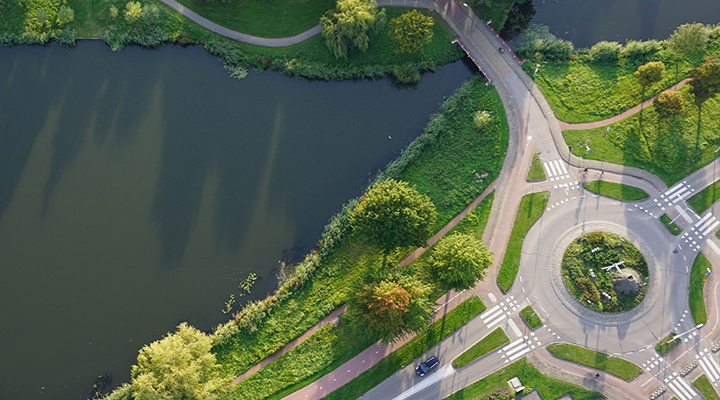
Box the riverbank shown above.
[0,0,464,81]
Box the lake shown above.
[0,40,473,400]
[531,0,720,48]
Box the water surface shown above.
[0,40,473,399]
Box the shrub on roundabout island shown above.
[562,232,649,313]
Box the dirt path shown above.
[559,79,691,131]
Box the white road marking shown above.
[508,319,522,337]
[708,240,720,255]
[488,293,497,302]
[676,205,693,223]
[391,364,454,400]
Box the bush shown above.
[517,37,574,61]
[590,40,622,63]
[392,63,421,84]
[622,39,661,60]
[53,28,76,47]
[575,277,600,304]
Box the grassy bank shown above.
[547,344,642,381]
[660,214,682,235]
[444,358,602,400]
[655,333,680,356]
[689,179,720,215]
[173,0,334,38]
[1,1,463,81]
[520,306,542,329]
[564,87,720,185]
[323,295,487,400]
[694,375,720,400]
[208,77,508,396]
[497,191,548,292]
[527,28,720,123]
[452,328,510,369]
[583,180,649,201]
[690,253,712,325]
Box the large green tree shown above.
[689,56,720,109]
[654,91,685,118]
[348,274,434,343]
[388,9,434,53]
[429,233,492,291]
[668,23,709,58]
[320,0,386,59]
[129,323,231,400]
[350,178,437,252]
[635,61,665,93]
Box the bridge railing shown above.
[451,38,492,85]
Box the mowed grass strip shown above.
[693,375,720,400]
[497,192,548,292]
[547,343,642,381]
[322,296,486,400]
[660,214,682,235]
[172,0,335,38]
[443,358,601,400]
[452,328,510,369]
[689,179,720,215]
[526,153,546,182]
[520,306,542,329]
[583,180,649,201]
[690,253,712,325]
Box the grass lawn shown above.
[526,153,546,181]
[444,358,602,400]
[452,328,510,369]
[173,0,334,38]
[546,344,642,381]
[520,306,542,329]
[660,214,682,235]
[690,253,712,325]
[694,375,720,400]
[583,180,649,201]
[497,192,549,292]
[528,34,720,123]
[563,87,720,186]
[689,179,720,215]
[655,333,680,356]
[323,296,486,400]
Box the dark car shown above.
[415,356,439,377]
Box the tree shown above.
[688,56,720,109]
[654,91,685,118]
[388,9,434,53]
[350,179,437,252]
[320,0,386,59]
[429,233,492,291]
[124,1,143,23]
[668,23,709,58]
[130,323,231,400]
[349,274,434,343]
[634,61,665,91]
[55,6,74,27]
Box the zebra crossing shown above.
[642,355,667,373]
[655,181,695,212]
[681,213,720,252]
[479,296,519,329]
[664,374,698,400]
[696,348,720,386]
[543,159,570,182]
[498,333,542,363]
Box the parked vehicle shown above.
[416,356,439,377]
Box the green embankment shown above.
[452,328,510,369]
[443,358,602,400]
[209,77,508,398]
[693,375,720,400]
[689,179,720,215]
[547,344,642,381]
[583,180,649,201]
[655,333,680,356]
[660,214,682,235]
[173,0,334,38]
[526,153,546,182]
[690,253,712,325]
[497,192,549,292]
[520,306,542,329]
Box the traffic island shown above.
[561,231,649,313]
